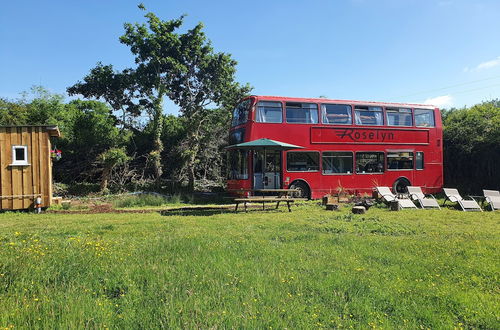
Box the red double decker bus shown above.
[227,95,443,199]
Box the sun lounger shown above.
[483,190,500,211]
[407,186,440,209]
[443,188,482,211]
[375,186,417,209]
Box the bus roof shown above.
[249,95,437,110]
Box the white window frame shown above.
[11,145,29,166]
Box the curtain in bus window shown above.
[321,104,352,124]
[322,152,353,174]
[415,109,435,127]
[386,108,413,126]
[256,101,283,123]
[286,152,319,171]
[354,106,383,125]
[387,152,414,170]
[285,102,318,124]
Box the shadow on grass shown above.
[159,208,235,217]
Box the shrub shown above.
[113,194,167,208]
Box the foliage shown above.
[442,100,500,192]
[76,5,251,189]
[112,193,169,208]
[67,63,143,129]
[0,206,498,328]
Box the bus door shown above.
[253,150,281,189]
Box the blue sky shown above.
[1,0,499,114]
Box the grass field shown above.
[0,204,498,328]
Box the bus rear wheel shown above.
[393,178,411,194]
[289,181,310,199]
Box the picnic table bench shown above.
[234,196,306,212]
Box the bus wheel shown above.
[393,178,411,194]
[289,181,311,199]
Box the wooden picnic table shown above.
[253,188,299,198]
[231,188,304,212]
[234,196,306,212]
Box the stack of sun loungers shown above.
[375,186,499,211]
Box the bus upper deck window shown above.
[386,108,413,126]
[354,106,383,126]
[415,109,435,127]
[321,104,352,125]
[286,102,318,124]
[231,99,251,127]
[256,101,283,123]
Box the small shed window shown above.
[11,145,29,166]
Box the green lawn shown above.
[0,205,498,328]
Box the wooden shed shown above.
[0,126,60,210]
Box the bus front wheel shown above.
[393,178,411,194]
[289,181,311,199]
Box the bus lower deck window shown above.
[228,150,248,180]
[322,152,353,174]
[416,152,424,169]
[355,152,384,173]
[287,152,319,172]
[387,152,414,170]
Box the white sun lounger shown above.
[483,190,500,211]
[376,186,417,209]
[407,186,440,209]
[443,188,482,212]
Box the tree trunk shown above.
[101,166,111,192]
[151,94,164,183]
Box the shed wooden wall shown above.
[0,127,53,210]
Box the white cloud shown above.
[476,56,500,70]
[424,95,453,107]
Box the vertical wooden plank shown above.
[47,129,53,207]
[21,127,31,209]
[39,129,48,208]
[31,127,39,205]
[0,127,5,211]
[1,127,11,210]
[11,128,23,210]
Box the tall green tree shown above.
[120,8,250,189]
[69,5,251,190]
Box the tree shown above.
[69,6,251,190]
[98,147,131,192]
[119,8,251,189]
[67,63,143,129]
[442,100,500,192]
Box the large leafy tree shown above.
[120,8,250,189]
[69,5,251,190]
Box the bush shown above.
[112,194,168,208]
